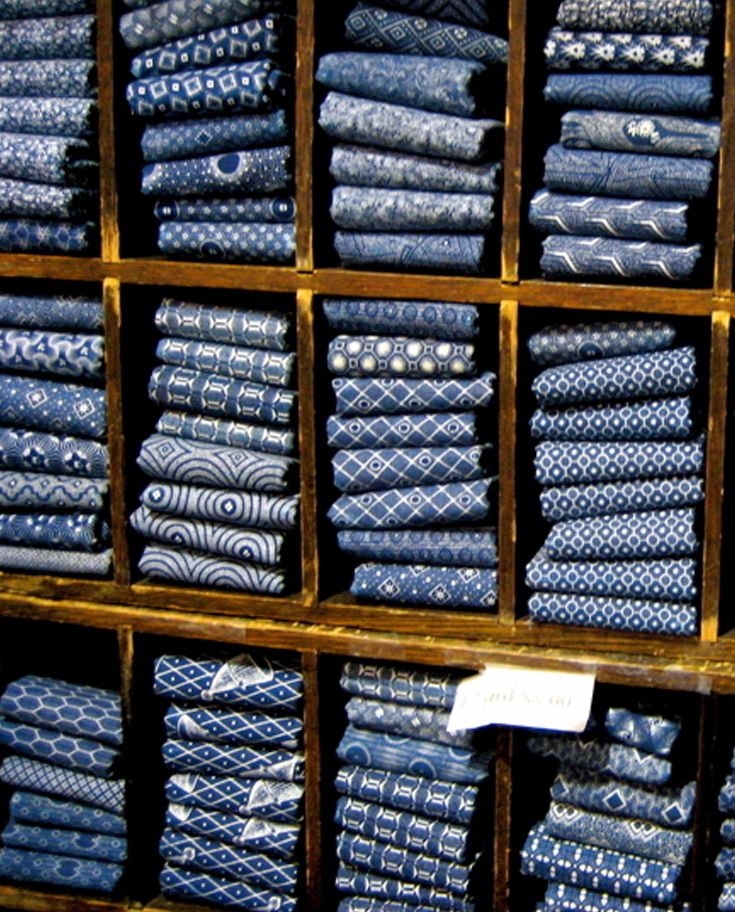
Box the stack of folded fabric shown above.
[0,0,98,254]
[129,297,299,594]
[521,703,696,912]
[0,291,112,578]
[0,674,126,893]
[323,297,498,610]
[153,651,304,911]
[119,0,295,263]
[334,660,494,912]
[525,318,705,635]
[714,743,735,910]
[315,0,507,274]
[529,0,719,281]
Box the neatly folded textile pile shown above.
[324,297,498,610]
[714,743,735,910]
[0,0,98,253]
[119,0,294,263]
[129,298,299,593]
[316,0,507,274]
[529,0,719,281]
[0,292,111,577]
[334,660,494,912]
[0,674,126,893]
[522,704,696,912]
[154,651,304,910]
[525,319,705,635]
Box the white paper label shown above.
[447,663,595,733]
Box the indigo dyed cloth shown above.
[527,591,698,635]
[317,52,492,117]
[154,196,295,223]
[0,294,102,331]
[332,446,486,493]
[166,802,299,858]
[556,0,713,34]
[723,819,735,844]
[0,219,95,254]
[141,146,291,197]
[328,412,479,449]
[0,846,122,893]
[337,528,497,567]
[153,653,303,712]
[159,828,298,892]
[0,472,108,511]
[163,739,304,781]
[2,823,126,864]
[333,372,495,416]
[351,562,497,609]
[534,439,704,484]
[335,863,472,911]
[0,545,112,576]
[0,756,124,813]
[158,221,295,262]
[0,15,94,60]
[527,735,672,785]
[0,329,104,379]
[373,0,492,28]
[544,883,680,912]
[0,134,94,187]
[334,232,488,275]
[165,772,303,822]
[340,661,459,708]
[530,397,692,442]
[160,862,296,912]
[345,4,508,64]
[328,335,475,379]
[528,191,688,243]
[0,427,108,477]
[331,186,494,232]
[721,775,735,812]
[721,883,735,911]
[544,28,709,72]
[138,544,287,593]
[521,823,681,904]
[527,321,676,366]
[9,791,126,836]
[0,61,95,98]
[0,98,96,138]
[330,144,501,194]
[337,724,491,784]
[605,707,680,756]
[157,411,294,456]
[323,297,479,340]
[0,375,106,439]
[0,0,92,13]
[164,702,301,748]
[0,180,95,221]
[716,849,735,877]
[328,479,492,529]
[319,92,502,162]
[335,765,478,825]
[157,338,294,386]
[544,74,713,113]
[0,512,109,551]
[338,900,440,912]
[345,696,472,748]
[155,299,289,349]
[0,718,118,776]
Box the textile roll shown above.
[154,197,295,224]
[163,740,304,781]
[164,702,302,748]
[157,221,295,263]
[159,862,296,912]
[544,74,713,113]
[340,660,459,707]
[138,544,288,594]
[528,591,698,635]
[0,328,104,379]
[534,439,704,484]
[0,473,107,511]
[530,397,693,441]
[0,427,108,477]
[141,146,291,197]
[327,412,479,449]
[0,545,112,576]
[0,98,96,138]
[544,28,709,72]
[0,219,95,254]
[156,410,294,455]
[330,186,494,232]
[0,375,106,439]
[155,299,289,350]
[556,0,713,34]
[331,446,487,493]
[337,528,497,567]
[165,772,303,822]
[0,755,124,813]
[0,847,122,893]
[9,791,126,836]
[323,297,480,340]
[1,823,126,863]
[0,512,110,551]
[351,562,497,609]
[333,372,495,416]
[528,320,676,366]
[334,232,487,274]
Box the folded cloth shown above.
[164,702,302,748]
[0,545,112,576]
[159,828,298,892]
[0,756,124,813]
[0,60,95,98]
[157,338,294,386]
[0,718,117,776]
[716,849,735,877]
[0,427,108,477]
[0,375,106,439]
[141,146,290,197]
[336,830,477,894]
[160,862,295,912]
[721,775,735,812]
[551,770,694,826]
[530,397,693,442]
[9,791,126,835]
[0,329,103,379]
[2,822,126,863]
[0,219,95,254]
[0,846,122,893]
[130,15,284,78]
[0,15,94,60]
[166,802,299,858]
[528,734,671,785]
[544,883,680,912]
[335,863,474,911]
[163,740,304,781]
[528,591,698,635]
[345,3,507,64]
[153,653,302,711]
[138,544,288,593]
[334,231,488,274]
[332,445,486,493]
[155,299,289,349]
[157,411,294,455]
[351,562,497,609]
[0,134,94,186]
[333,372,495,416]
[544,74,713,113]
[155,197,295,223]
[723,819,735,844]
[339,900,439,912]
[521,823,681,904]
[329,335,476,380]
[0,0,92,14]
[328,413,479,449]
[158,221,295,262]
[375,0,492,28]
[141,481,299,530]
[0,294,102,330]
[526,550,697,601]
[331,144,500,194]
[328,479,493,529]
[721,883,735,911]
[331,186,494,232]
[528,321,676,367]
[0,98,96,138]
[317,52,493,117]
[532,347,696,407]
[539,476,704,522]
[337,724,492,784]
[340,660,458,708]
[148,366,295,425]
[544,802,693,865]
[556,0,713,34]
[0,472,107,511]
[336,796,471,862]
[141,111,288,162]
[335,765,478,825]
[605,707,680,756]
[544,28,709,72]
[337,528,497,567]
[0,179,95,221]
[345,696,473,748]
[528,191,688,243]
[320,92,503,162]
[323,297,479,340]
[165,772,303,822]
[0,512,109,551]
[119,0,288,50]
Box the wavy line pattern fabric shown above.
[0,329,104,379]
[0,427,108,477]
[544,73,713,113]
[139,544,288,593]
[0,473,107,511]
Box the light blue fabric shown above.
[138,544,288,593]
[156,337,294,386]
[0,133,94,186]
[158,221,295,263]
[331,186,494,232]
[352,562,497,609]
[328,412,479,449]
[2,822,127,864]
[535,440,704,485]
[9,791,126,836]
[332,446,486,493]
[527,735,672,785]
[157,410,294,455]
[0,427,108,477]
[0,755,124,813]
[0,472,108,511]
[0,98,96,138]
[337,528,497,568]
[0,375,106,438]
[0,545,112,576]
[0,846,122,893]
[605,707,680,756]
[556,0,713,35]
[154,196,295,224]
[166,801,299,858]
[345,696,473,748]
[155,299,289,350]
[528,591,698,635]
[0,180,95,221]
[0,219,95,254]
[0,60,95,98]
[340,660,459,708]
[334,231,488,274]
[530,397,693,442]
[0,512,109,551]
[0,294,102,330]
[333,372,495,416]
[544,74,713,113]
[160,862,296,912]
[0,15,93,60]
[141,146,291,197]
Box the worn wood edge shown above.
[112,260,302,291]
[0,255,106,280]
[311,268,505,302]
[96,0,120,263]
[498,300,518,624]
[0,884,127,912]
[296,289,318,602]
[294,0,315,271]
[518,280,717,314]
[500,0,527,283]
[714,0,735,293]
[302,650,323,912]
[493,730,513,912]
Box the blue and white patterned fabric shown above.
[157,221,295,262]
[723,820,735,844]
[351,562,497,609]
[0,295,102,331]
[0,545,112,575]
[546,74,713,113]
[0,846,122,893]
[528,321,676,366]
[0,220,95,254]
[0,718,117,777]
[0,134,94,187]
[157,337,294,386]
[9,792,126,836]
[0,427,108,477]
[157,410,294,455]
[165,772,303,822]
[166,801,299,858]
[160,862,296,912]
[556,0,713,34]
[544,29,709,72]
[717,850,735,877]
[154,197,295,223]
[340,661,459,708]
[0,180,94,221]
[543,882,678,912]
[164,702,301,748]
[328,335,475,379]
[527,735,672,785]
[0,512,109,550]
[0,60,95,98]
[138,544,287,593]
[328,412,479,449]
[345,697,472,749]
[323,298,479,340]
[155,300,289,350]
[163,739,304,781]
[141,146,291,196]
[333,373,495,416]
[338,899,442,912]
[335,864,473,911]
[528,591,698,634]
[0,329,103,379]
[0,756,124,813]
[331,187,494,232]
[0,375,106,438]
[721,776,735,812]
[0,15,94,60]
[0,0,92,14]
[536,440,703,485]
[559,111,720,158]
[332,446,486,493]
[720,883,735,911]
[530,397,692,441]
[0,99,96,138]
[335,232,488,274]
[2,823,126,864]
[605,708,680,756]
[337,528,497,567]
[371,0,491,28]
[0,472,107,511]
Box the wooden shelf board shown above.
[0,884,126,912]
[0,255,106,282]
[311,268,505,302]
[518,280,717,314]
[111,259,301,291]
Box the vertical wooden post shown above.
[498,300,518,624]
[295,0,315,272]
[302,650,323,912]
[96,0,120,263]
[501,0,527,283]
[493,729,514,912]
[714,0,735,294]
[297,288,319,604]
